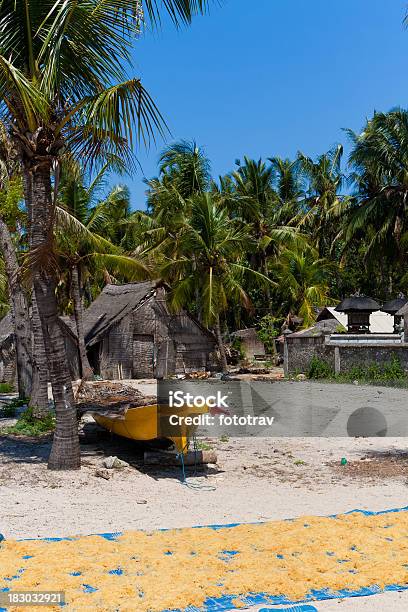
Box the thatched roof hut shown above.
[382,295,408,315]
[335,296,381,313]
[83,281,218,380]
[335,295,381,334]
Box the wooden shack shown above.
[83,281,218,379]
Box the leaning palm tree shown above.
[161,193,274,371]
[0,0,210,469]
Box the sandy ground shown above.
[1,380,408,611]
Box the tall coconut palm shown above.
[157,140,211,198]
[127,140,212,264]
[161,193,274,371]
[0,0,209,469]
[0,0,210,469]
[230,157,302,306]
[344,109,408,263]
[297,145,345,256]
[269,157,305,224]
[145,139,211,227]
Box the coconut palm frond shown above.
[143,0,210,27]
[55,206,119,254]
[86,253,151,281]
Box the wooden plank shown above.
[144,450,217,466]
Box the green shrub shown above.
[231,336,245,359]
[0,404,17,417]
[256,315,282,354]
[338,357,406,384]
[382,356,405,380]
[307,356,334,379]
[3,407,55,436]
[0,397,27,417]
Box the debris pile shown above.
[75,381,156,416]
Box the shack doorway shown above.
[87,342,101,376]
[133,334,154,378]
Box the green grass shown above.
[0,382,14,393]
[2,407,55,436]
[306,356,408,387]
[219,435,229,443]
[196,441,213,451]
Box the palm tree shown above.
[273,247,334,327]
[157,140,211,198]
[344,109,408,263]
[124,140,213,267]
[229,157,302,308]
[161,193,273,371]
[0,0,209,469]
[231,157,274,227]
[269,157,304,224]
[297,145,345,256]
[56,166,151,379]
[0,126,34,399]
[145,140,211,229]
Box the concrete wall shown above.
[284,335,408,375]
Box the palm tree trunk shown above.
[25,166,80,470]
[30,289,50,417]
[71,265,92,379]
[0,216,32,398]
[261,251,271,301]
[215,315,228,373]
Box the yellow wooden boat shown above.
[92,404,200,454]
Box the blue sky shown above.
[112,0,408,209]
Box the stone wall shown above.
[284,336,332,375]
[284,336,408,375]
[331,344,408,373]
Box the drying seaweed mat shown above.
[1,507,408,611]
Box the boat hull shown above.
[92,404,194,454]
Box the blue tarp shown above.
[2,506,408,611]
